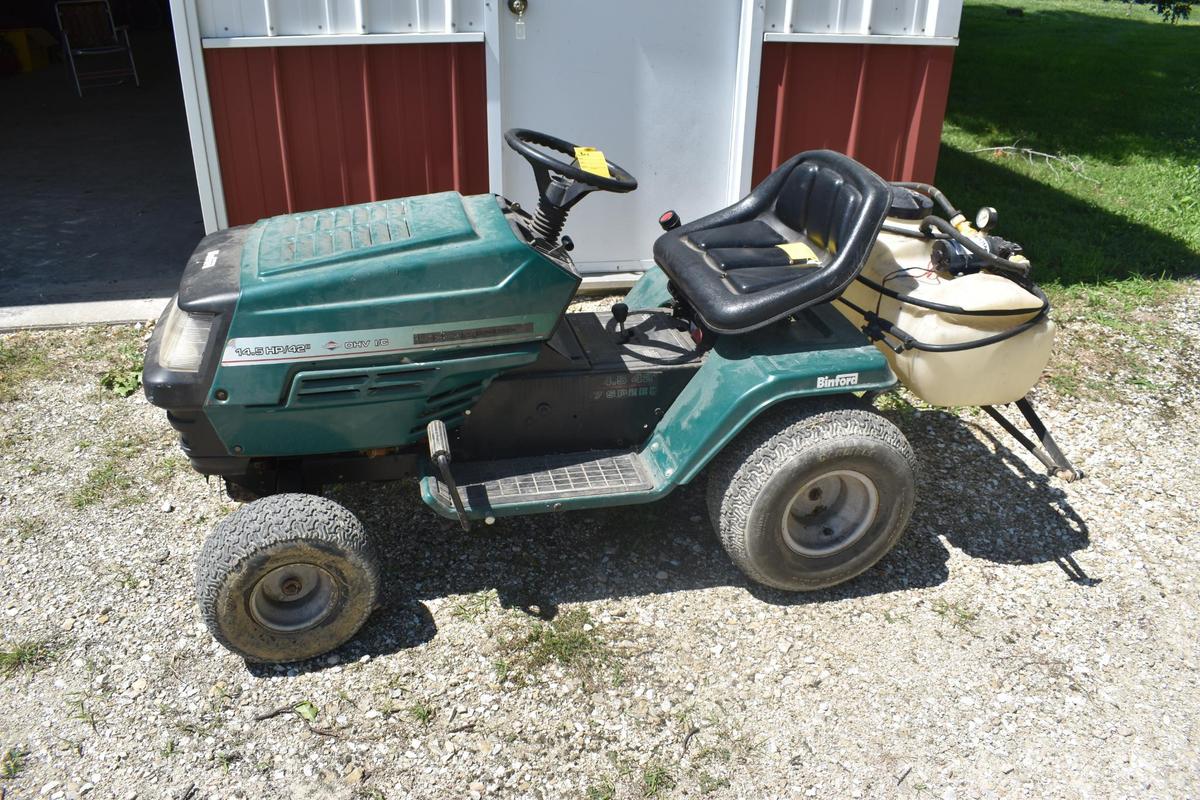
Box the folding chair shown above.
[55,0,139,96]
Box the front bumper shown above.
[143,225,249,475]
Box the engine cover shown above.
[144,192,580,471]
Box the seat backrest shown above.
[57,1,117,49]
[773,161,864,254]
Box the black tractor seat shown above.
[653,150,891,334]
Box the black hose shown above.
[893,181,960,219]
[881,222,944,240]
[837,289,1050,353]
[854,274,1048,317]
[901,314,1047,352]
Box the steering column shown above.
[503,128,638,246]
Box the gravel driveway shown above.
[1,285,1198,800]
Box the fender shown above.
[639,301,895,486]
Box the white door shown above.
[489,0,748,273]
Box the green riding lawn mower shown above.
[144,128,1080,663]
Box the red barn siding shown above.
[753,42,954,184]
[204,43,489,226]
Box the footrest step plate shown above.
[428,450,653,516]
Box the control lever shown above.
[427,420,470,532]
[611,302,634,343]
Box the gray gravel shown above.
[1,284,1198,799]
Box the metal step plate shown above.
[430,450,652,513]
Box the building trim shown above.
[482,2,503,194]
[170,0,228,232]
[727,0,766,202]
[764,32,958,46]
[200,32,485,49]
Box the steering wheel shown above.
[505,128,638,195]
[504,129,637,244]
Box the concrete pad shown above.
[0,34,201,309]
[0,297,169,330]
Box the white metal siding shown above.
[195,0,484,38]
[764,0,961,38]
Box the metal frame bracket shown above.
[981,396,1082,482]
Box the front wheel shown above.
[707,398,917,591]
[195,493,380,663]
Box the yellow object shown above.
[573,147,612,179]
[1,28,55,72]
[776,241,818,264]
[835,225,1054,407]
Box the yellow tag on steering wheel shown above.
[573,146,612,179]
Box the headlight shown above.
[158,300,214,372]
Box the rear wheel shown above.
[195,493,380,663]
[707,398,917,591]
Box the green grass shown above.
[1046,275,1193,402]
[12,517,44,541]
[696,770,730,795]
[1,747,26,779]
[450,589,498,622]
[585,779,616,800]
[932,598,979,630]
[0,639,57,677]
[497,608,620,687]
[641,763,676,798]
[936,1,1200,401]
[407,701,435,725]
[98,335,145,398]
[70,432,155,508]
[939,0,1200,286]
[0,325,149,405]
[67,693,103,731]
[0,334,53,403]
[147,452,190,484]
[516,609,608,671]
[72,460,135,508]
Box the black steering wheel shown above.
[503,128,637,245]
[505,128,638,195]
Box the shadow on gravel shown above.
[281,404,1095,666]
[244,598,437,678]
[889,405,1096,584]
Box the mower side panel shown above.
[204,193,579,457]
[418,304,895,519]
[642,304,896,486]
[623,265,673,309]
[207,345,541,457]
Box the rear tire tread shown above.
[706,397,918,590]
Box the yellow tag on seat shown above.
[776,241,818,265]
[573,146,612,178]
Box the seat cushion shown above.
[652,150,890,334]
[688,220,785,250]
[724,266,817,294]
[706,247,793,270]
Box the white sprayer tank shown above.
[836,225,1054,407]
